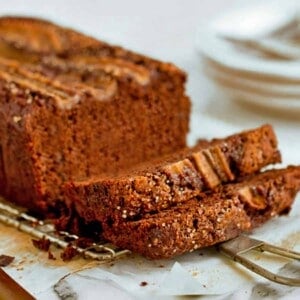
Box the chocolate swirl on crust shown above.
[0,17,151,86]
[0,57,118,108]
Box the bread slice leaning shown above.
[65,124,281,224]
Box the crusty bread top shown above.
[0,16,189,113]
[0,16,186,80]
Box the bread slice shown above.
[65,124,281,224]
[103,166,300,259]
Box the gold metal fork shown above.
[218,235,300,286]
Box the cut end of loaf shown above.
[0,16,190,215]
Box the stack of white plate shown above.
[196,0,300,111]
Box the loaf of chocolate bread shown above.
[0,17,190,215]
[104,166,300,259]
[65,125,281,224]
[0,17,297,262]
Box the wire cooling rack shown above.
[0,197,130,261]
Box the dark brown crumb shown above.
[60,244,78,261]
[0,254,15,267]
[48,251,56,260]
[140,281,148,287]
[74,237,93,248]
[32,236,51,251]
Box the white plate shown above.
[210,0,298,40]
[215,83,300,111]
[204,59,300,97]
[196,27,300,81]
[195,0,300,81]
[196,0,300,111]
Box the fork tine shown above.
[259,243,300,260]
[225,250,300,286]
[218,235,300,286]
